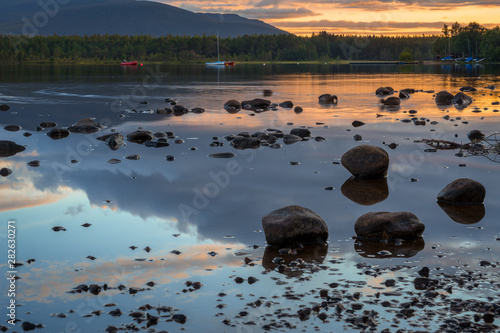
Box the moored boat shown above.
[121,61,138,66]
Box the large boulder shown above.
[241,98,271,111]
[0,140,26,157]
[318,94,338,104]
[355,212,425,240]
[68,118,102,134]
[341,145,389,179]
[435,91,454,105]
[452,92,473,108]
[262,205,328,246]
[437,178,485,204]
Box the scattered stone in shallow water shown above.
[262,205,328,246]
[27,160,40,167]
[68,118,102,134]
[97,133,125,150]
[0,141,26,158]
[47,128,70,140]
[107,159,121,164]
[52,226,67,232]
[324,186,334,191]
[467,129,485,142]
[382,96,400,106]
[355,211,425,240]
[279,101,293,108]
[290,128,311,138]
[0,168,12,177]
[0,104,10,111]
[81,223,91,227]
[318,94,338,104]
[241,98,271,111]
[294,106,303,113]
[125,154,141,160]
[375,87,394,96]
[341,145,389,179]
[353,134,362,141]
[352,120,365,127]
[435,90,454,105]
[127,130,154,144]
[4,124,22,132]
[437,178,485,204]
[289,161,300,165]
[209,152,235,158]
[166,155,175,161]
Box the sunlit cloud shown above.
[18,242,247,303]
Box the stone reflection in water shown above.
[341,176,389,206]
[354,237,425,258]
[438,202,485,224]
[262,242,328,277]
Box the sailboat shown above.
[206,32,235,66]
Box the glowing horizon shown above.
[150,0,500,36]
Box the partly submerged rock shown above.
[459,86,477,92]
[97,133,125,151]
[352,120,365,128]
[224,100,241,113]
[318,94,338,104]
[208,152,236,158]
[375,87,394,96]
[0,104,10,111]
[382,96,401,105]
[0,140,26,157]
[4,124,22,132]
[435,90,454,105]
[241,98,271,111]
[126,130,154,144]
[467,129,485,142]
[341,145,389,179]
[231,136,260,150]
[437,178,485,204]
[262,205,328,246]
[355,211,425,240]
[290,128,311,138]
[47,128,70,140]
[452,92,473,108]
[0,168,12,177]
[279,101,294,108]
[68,118,102,134]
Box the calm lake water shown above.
[1,63,499,332]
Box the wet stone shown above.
[0,168,12,177]
[47,128,70,140]
[4,124,22,132]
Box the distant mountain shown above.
[0,0,287,38]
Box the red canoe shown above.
[121,61,138,66]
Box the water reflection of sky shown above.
[0,64,499,332]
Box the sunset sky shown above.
[153,0,500,36]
